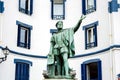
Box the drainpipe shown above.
[108,0,114,80]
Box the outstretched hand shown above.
[80,15,86,21]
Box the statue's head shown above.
[56,21,63,30]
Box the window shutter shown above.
[81,64,86,80]
[98,61,102,80]
[82,0,86,15]
[85,29,87,49]
[15,63,30,80]
[0,1,4,13]
[17,26,21,47]
[30,0,33,15]
[94,0,96,11]
[28,29,31,49]
[93,26,97,47]
[19,0,21,11]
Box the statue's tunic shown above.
[50,28,75,58]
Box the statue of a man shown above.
[47,15,85,78]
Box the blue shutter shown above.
[85,28,87,49]
[81,64,86,80]
[98,61,102,80]
[28,29,31,49]
[23,64,26,80]
[26,64,30,80]
[21,63,24,80]
[93,26,97,47]
[0,1,4,13]
[15,63,30,80]
[30,0,33,15]
[18,0,21,11]
[82,0,86,15]
[15,63,19,80]
[17,26,21,47]
[15,63,23,80]
[51,1,53,19]
[63,2,65,19]
[94,0,96,11]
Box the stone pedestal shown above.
[42,70,77,80]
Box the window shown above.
[81,59,102,80]
[19,0,33,15]
[82,0,96,15]
[83,21,98,49]
[50,29,57,35]
[51,0,66,20]
[0,1,4,13]
[14,59,32,80]
[16,21,32,49]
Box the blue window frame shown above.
[19,0,33,15]
[81,59,102,80]
[51,0,66,20]
[82,0,96,15]
[50,29,57,35]
[16,21,32,49]
[83,21,98,49]
[14,59,32,80]
[0,1,4,13]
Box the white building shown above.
[0,0,120,80]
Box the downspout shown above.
[108,0,118,80]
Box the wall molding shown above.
[0,45,120,59]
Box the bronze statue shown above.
[43,15,85,79]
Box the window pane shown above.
[20,27,29,47]
[87,28,94,43]
[88,0,94,9]
[20,29,26,43]
[87,29,91,43]
[20,0,26,9]
[87,0,94,9]
[27,0,30,11]
[54,4,63,15]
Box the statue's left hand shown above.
[80,15,86,21]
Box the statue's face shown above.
[56,21,63,30]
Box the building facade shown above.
[0,0,120,80]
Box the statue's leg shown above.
[51,64,55,76]
[55,55,61,75]
[62,53,69,76]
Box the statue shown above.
[43,15,86,79]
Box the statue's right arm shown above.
[73,15,86,33]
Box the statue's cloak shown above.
[63,28,75,58]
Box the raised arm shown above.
[74,15,86,33]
